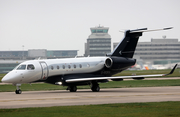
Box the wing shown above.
[66,64,177,83]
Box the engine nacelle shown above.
[111,78,123,81]
[133,77,144,80]
[105,57,136,70]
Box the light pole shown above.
[22,45,24,59]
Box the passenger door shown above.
[39,62,48,80]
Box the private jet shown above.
[2,27,177,94]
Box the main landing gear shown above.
[67,82,100,92]
[91,82,100,92]
[15,84,22,94]
[67,86,77,92]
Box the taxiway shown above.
[0,86,180,109]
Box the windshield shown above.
[16,65,26,70]
[27,64,35,70]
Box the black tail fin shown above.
[110,27,173,58]
[111,29,143,58]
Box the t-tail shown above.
[108,27,173,58]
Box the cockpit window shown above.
[17,65,26,70]
[27,64,35,70]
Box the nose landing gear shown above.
[15,89,22,94]
[15,84,22,94]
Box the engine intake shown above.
[105,58,113,68]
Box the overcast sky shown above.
[0,0,180,55]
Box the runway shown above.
[0,86,180,109]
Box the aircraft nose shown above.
[1,75,10,83]
[1,77,5,82]
[1,72,15,83]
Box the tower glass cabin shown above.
[85,26,111,56]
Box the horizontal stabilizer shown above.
[130,28,148,32]
[130,27,173,33]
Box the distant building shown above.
[113,38,180,64]
[0,49,78,73]
[0,51,28,59]
[84,26,111,56]
[46,50,78,58]
[0,49,78,60]
[28,49,47,58]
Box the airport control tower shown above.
[84,26,111,56]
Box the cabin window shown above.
[17,65,26,70]
[63,65,65,69]
[57,66,59,69]
[68,65,71,69]
[74,64,76,68]
[27,64,35,70]
[51,66,54,70]
[79,64,82,68]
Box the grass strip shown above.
[0,101,180,117]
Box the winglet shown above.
[164,64,177,76]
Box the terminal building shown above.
[0,49,78,60]
[84,26,111,56]
[113,38,180,65]
[0,49,78,73]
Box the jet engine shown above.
[105,57,136,70]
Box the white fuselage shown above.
[2,57,108,84]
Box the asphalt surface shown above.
[0,86,180,109]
